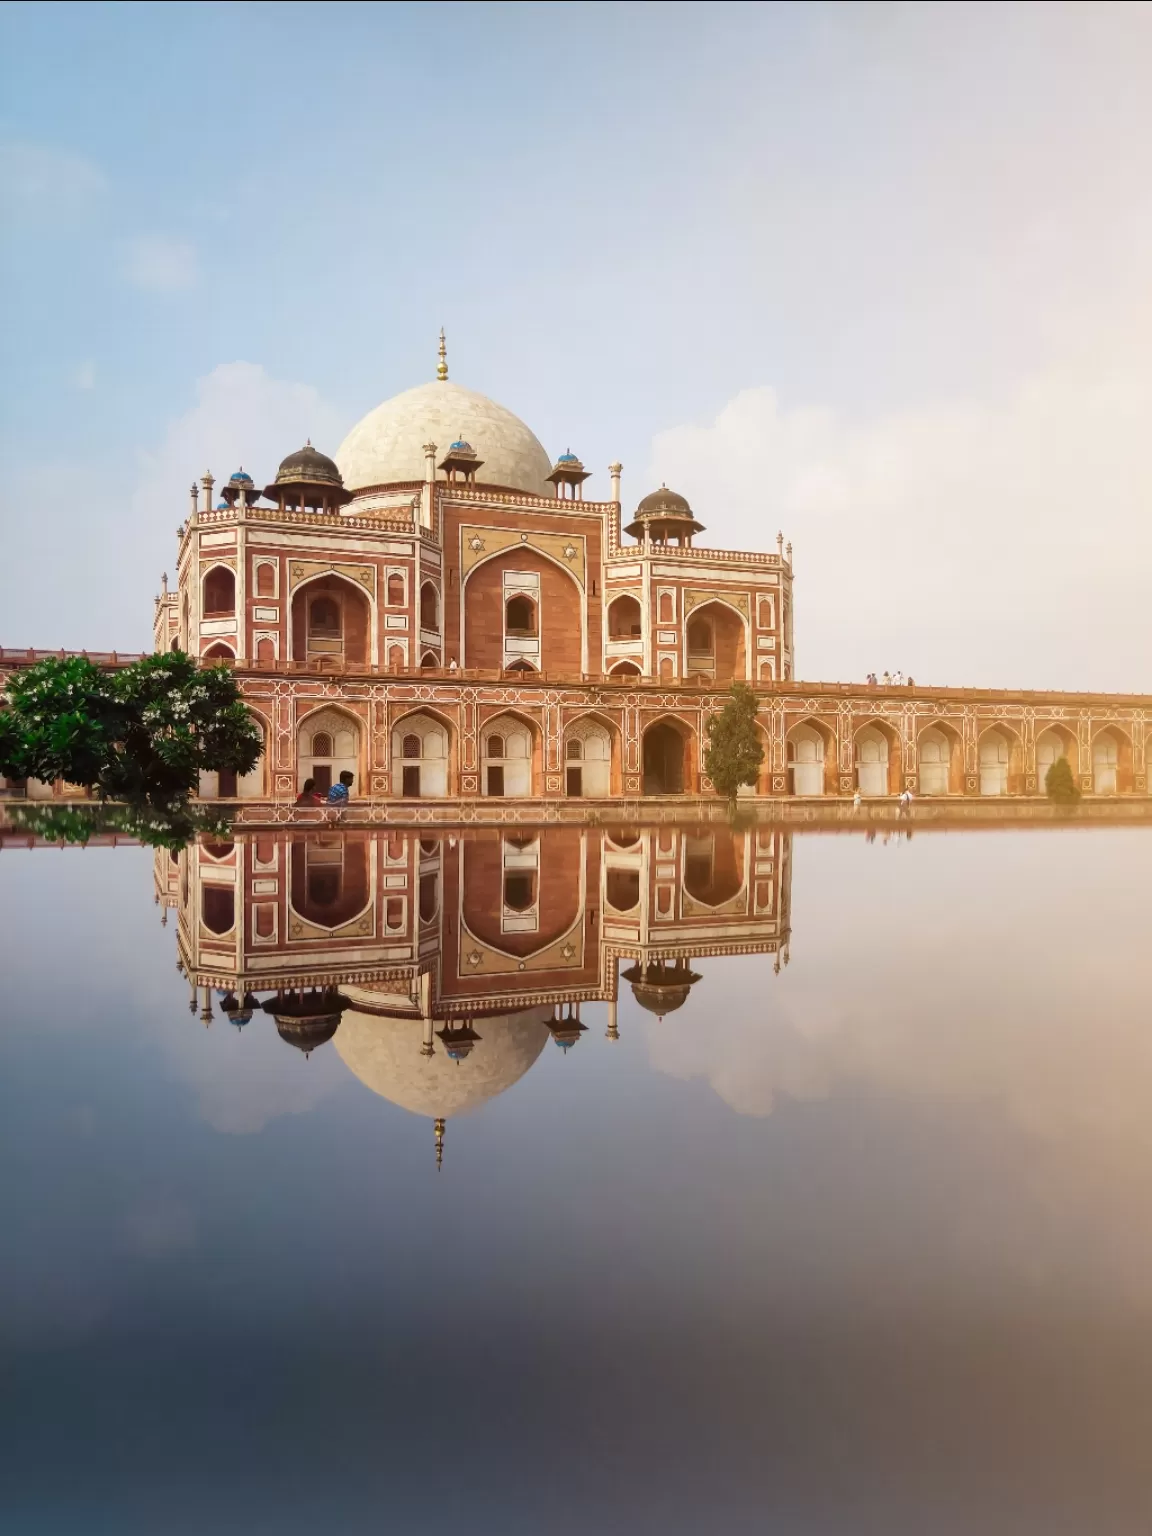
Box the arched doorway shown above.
[787,722,829,796]
[979,729,1010,796]
[291,574,371,665]
[298,707,360,794]
[685,601,746,683]
[855,726,890,795]
[1093,731,1119,794]
[642,718,691,794]
[564,718,612,796]
[481,714,535,797]
[609,660,642,679]
[392,712,450,797]
[918,726,958,795]
[202,643,235,662]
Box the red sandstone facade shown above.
[2,351,1149,802]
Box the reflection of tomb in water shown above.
[164,823,793,1159]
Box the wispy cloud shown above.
[0,141,105,227]
[70,360,96,391]
[123,234,200,292]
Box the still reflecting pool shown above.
[1,822,1150,1533]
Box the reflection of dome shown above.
[336,380,552,496]
[334,1005,552,1117]
[263,988,346,1056]
[622,960,703,1018]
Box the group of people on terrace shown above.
[866,671,915,687]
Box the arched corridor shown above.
[685,601,745,683]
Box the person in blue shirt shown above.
[327,770,354,805]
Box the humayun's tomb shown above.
[2,334,1149,807]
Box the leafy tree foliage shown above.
[0,651,263,801]
[6,799,235,853]
[1045,754,1081,804]
[704,683,765,802]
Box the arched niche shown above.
[642,716,695,795]
[685,599,746,683]
[563,715,614,797]
[298,706,361,796]
[290,573,371,666]
[786,718,835,796]
[683,830,745,909]
[855,719,901,796]
[481,712,537,797]
[917,722,962,795]
[607,594,642,640]
[202,565,235,617]
[289,832,371,929]
[392,710,451,797]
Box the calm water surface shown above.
[1,822,1151,1535]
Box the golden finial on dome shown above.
[434,1116,446,1170]
[437,327,448,382]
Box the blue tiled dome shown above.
[449,439,472,451]
[229,468,254,484]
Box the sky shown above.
[1,0,1150,689]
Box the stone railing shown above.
[186,506,415,534]
[608,542,785,569]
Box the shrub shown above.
[1045,755,1081,804]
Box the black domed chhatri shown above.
[621,959,703,1018]
[262,987,347,1056]
[625,483,705,543]
[263,441,351,510]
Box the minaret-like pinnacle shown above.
[434,1116,446,1170]
[437,327,448,382]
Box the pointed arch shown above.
[642,713,696,794]
[785,716,836,796]
[202,563,235,617]
[296,703,363,796]
[917,720,963,795]
[290,570,373,666]
[853,717,902,795]
[480,708,540,797]
[390,706,454,797]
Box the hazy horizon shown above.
[2,1,1150,690]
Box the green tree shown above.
[704,683,765,803]
[1045,754,1081,804]
[0,651,262,801]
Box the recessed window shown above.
[505,594,537,636]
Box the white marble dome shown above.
[334,1005,553,1119]
[335,380,553,495]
